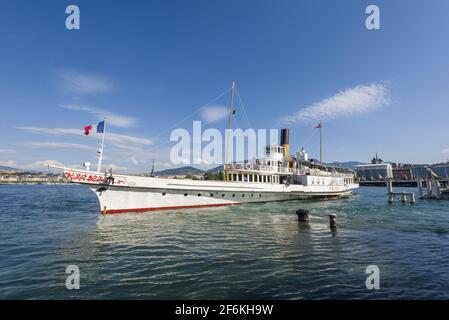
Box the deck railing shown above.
[227,163,353,178]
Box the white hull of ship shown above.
[61,168,358,214]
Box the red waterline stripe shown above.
[102,202,237,214]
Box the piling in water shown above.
[329,213,337,229]
[401,193,407,203]
[296,209,310,222]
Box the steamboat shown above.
[52,83,359,214]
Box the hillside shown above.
[154,166,205,176]
[0,165,22,172]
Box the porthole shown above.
[242,194,245,197]
[259,194,262,197]
[232,194,235,197]
[162,192,166,196]
[251,194,254,197]
[198,193,202,197]
[184,193,188,196]
[210,193,214,197]
[222,194,225,197]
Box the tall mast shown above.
[97,118,106,172]
[150,159,155,177]
[319,120,323,164]
[224,81,236,181]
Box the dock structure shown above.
[386,178,416,204]
[414,166,449,200]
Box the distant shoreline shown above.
[0,182,70,185]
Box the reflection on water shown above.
[0,185,449,299]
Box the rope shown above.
[142,86,233,155]
[149,86,232,142]
[235,85,253,129]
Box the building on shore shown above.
[355,154,428,181]
[431,162,449,179]
[355,163,393,181]
[0,172,67,184]
[391,163,428,180]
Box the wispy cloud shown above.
[280,83,391,124]
[129,157,139,165]
[0,149,16,154]
[61,103,137,128]
[58,70,112,95]
[200,106,229,123]
[0,160,17,167]
[26,160,65,169]
[20,141,97,152]
[15,127,153,147]
[103,163,128,172]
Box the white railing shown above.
[228,163,354,178]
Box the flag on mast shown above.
[83,121,105,135]
[315,121,323,163]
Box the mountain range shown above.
[0,166,23,172]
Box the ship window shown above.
[242,194,245,197]
[232,194,235,197]
[210,193,214,197]
[238,174,242,181]
[198,193,202,197]
[251,194,254,197]
[259,194,262,197]
[249,175,253,182]
[222,194,225,197]
[184,193,188,196]
[162,192,166,196]
[233,174,237,181]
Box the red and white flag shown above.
[314,123,321,129]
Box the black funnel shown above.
[280,128,289,145]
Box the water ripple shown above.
[1,185,449,299]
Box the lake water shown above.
[0,184,448,299]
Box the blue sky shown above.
[1,0,449,172]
